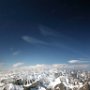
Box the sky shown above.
[0,0,90,68]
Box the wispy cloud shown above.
[39,25,57,37]
[12,62,24,68]
[12,51,20,56]
[10,48,20,56]
[68,60,90,64]
[22,36,48,45]
[39,25,81,53]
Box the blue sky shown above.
[0,0,90,68]
[0,24,90,67]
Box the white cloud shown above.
[12,62,24,68]
[11,64,47,71]
[68,60,90,64]
[22,36,32,43]
[22,36,48,45]
[13,64,67,70]
[68,60,81,64]
[77,64,89,68]
[7,63,90,71]
[56,61,89,69]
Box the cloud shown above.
[12,51,20,56]
[6,63,90,71]
[12,62,24,68]
[77,64,89,69]
[68,60,90,64]
[10,48,20,56]
[12,64,67,70]
[11,64,47,71]
[68,60,80,64]
[39,25,57,37]
[22,36,48,45]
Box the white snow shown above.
[0,65,89,90]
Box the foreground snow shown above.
[0,65,90,90]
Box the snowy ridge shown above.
[0,64,90,90]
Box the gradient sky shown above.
[0,0,90,66]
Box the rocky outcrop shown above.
[79,82,90,90]
[54,83,66,90]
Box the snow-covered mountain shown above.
[0,64,90,90]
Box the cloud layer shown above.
[10,63,90,72]
[22,36,48,45]
[12,62,24,68]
